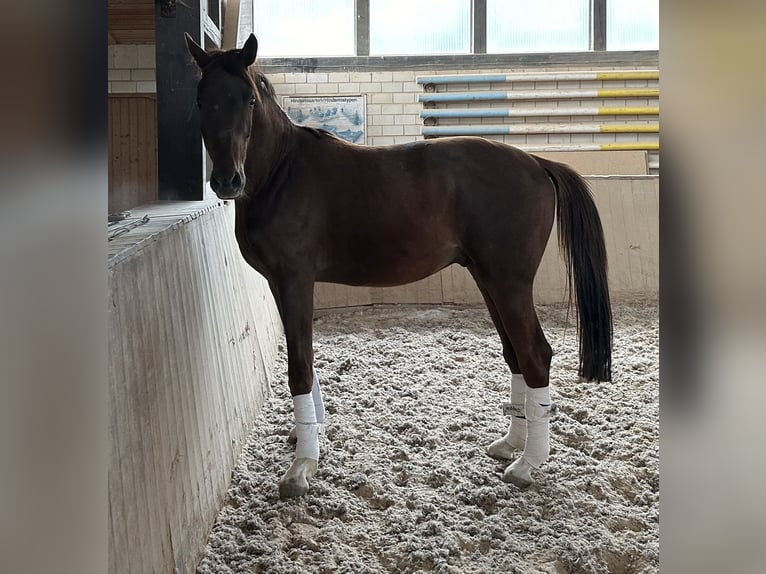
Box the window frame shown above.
[254,0,658,71]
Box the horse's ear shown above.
[239,34,258,68]
[185,32,210,69]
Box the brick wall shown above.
[266,67,659,149]
[269,70,424,145]
[106,46,658,171]
[108,44,156,94]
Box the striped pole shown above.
[421,124,659,137]
[419,88,659,103]
[420,106,659,119]
[417,71,660,85]
[517,143,660,152]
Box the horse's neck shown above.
[246,106,294,195]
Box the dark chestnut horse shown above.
[185,34,612,497]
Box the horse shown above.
[184,33,612,498]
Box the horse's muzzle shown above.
[210,169,245,199]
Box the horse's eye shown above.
[249,96,256,107]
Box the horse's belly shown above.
[317,243,460,287]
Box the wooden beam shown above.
[222,0,241,49]
[472,0,487,54]
[203,13,222,48]
[355,0,369,56]
[154,0,205,200]
[593,0,607,51]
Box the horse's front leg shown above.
[275,278,320,498]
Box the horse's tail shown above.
[535,156,613,381]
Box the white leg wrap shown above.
[311,368,325,428]
[506,373,527,449]
[522,385,553,468]
[293,393,320,460]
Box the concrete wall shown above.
[108,199,282,574]
[314,176,659,309]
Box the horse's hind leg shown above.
[472,279,528,459]
[482,277,554,488]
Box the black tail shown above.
[536,156,613,381]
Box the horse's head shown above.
[185,33,259,199]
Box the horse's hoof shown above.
[278,458,318,498]
[487,437,523,460]
[287,426,297,445]
[502,457,534,489]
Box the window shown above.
[487,0,590,53]
[369,0,471,55]
[253,0,355,57]
[250,0,659,58]
[607,0,660,50]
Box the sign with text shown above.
[282,95,367,145]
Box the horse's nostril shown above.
[232,172,243,188]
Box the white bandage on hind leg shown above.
[506,373,527,448]
[522,385,553,468]
[293,393,320,460]
[311,368,325,429]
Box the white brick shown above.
[366,104,382,115]
[113,45,138,69]
[403,103,421,114]
[295,83,317,94]
[358,82,382,92]
[131,69,155,81]
[381,104,403,115]
[394,114,416,125]
[393,92,416,104]
[367,125,383,137]
[317,84,339,94]
[372,136,395,145]
[111,81,137,93]
[108,69,131,81]
[274,83,296,95]
[571,134,595,144]
[371,71,393,82]
[284,72,306,83]
[394,135,418,144]
[328,72,349,83]
[615,133,639,142]
[136,81,157,93]
[548,134,571,145]
[393,71,416,82]
[404,124,422,136]
[338,82,360,93]
[306,72,328,83]
[350,72,371,82]
[402,83,424,93]
[380,82,404,93]
[382,125,403,136]
[137,45,155,68]
[526,134,548,145]
[267,73,285,84]
[374,115,395,125]
[370,93,393,104]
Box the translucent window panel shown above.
[369,0,471,55]
[487,0,590,53]
[253,0,355,57]
[607,0,659,50]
